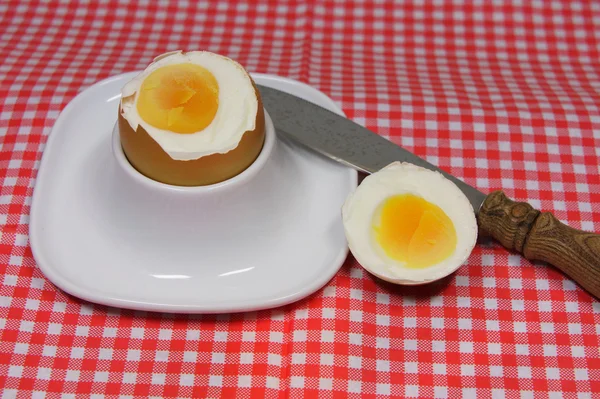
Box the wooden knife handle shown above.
[477,190,600,299]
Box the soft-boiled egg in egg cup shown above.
[342,162,478,285]
[118,50,265,186]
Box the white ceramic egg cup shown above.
[29,73,357,313]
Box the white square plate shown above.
[29,72,357,313]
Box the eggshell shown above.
[118,84,265,186]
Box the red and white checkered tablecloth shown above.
[1,0,600,397]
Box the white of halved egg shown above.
[342,162,478,285]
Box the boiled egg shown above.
[118,50,265,186]
[342,162,478,284]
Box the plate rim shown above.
[29,72,358,313]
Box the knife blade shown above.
[257,83,600,300]
[257,84,486,213]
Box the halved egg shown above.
[118,50,265,186]
[342,162,478,284]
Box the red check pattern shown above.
[1,1,600,398]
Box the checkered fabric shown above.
[1,0,600,398]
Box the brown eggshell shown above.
[118,84,266,187]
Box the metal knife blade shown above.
[257,84,487,213]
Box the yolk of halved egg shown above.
[136,63,219,134]
[372,194,457,269]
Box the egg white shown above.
[341,162,478,284]
[120,50,258,161]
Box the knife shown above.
[257,84,600,299]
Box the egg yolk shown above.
[136,63,219,134]
[372,194,457,269]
